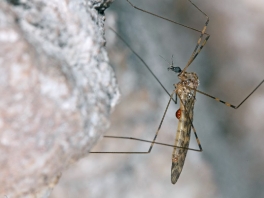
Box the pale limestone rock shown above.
[0,0,118,197]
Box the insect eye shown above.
[168,66,182,73]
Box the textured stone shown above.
[0,0,118,197]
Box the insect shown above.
[91,0,264,184]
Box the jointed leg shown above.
[182,0,210,72]
[178,95,203,152]
[126,0,209,34]
[126,0,210,73]
[90,91,175,154]
[108,27,176,103]
[186,79,264,109]
[90,91,202,154]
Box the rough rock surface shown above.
[0,0,118,197]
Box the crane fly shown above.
[91,0,264,184]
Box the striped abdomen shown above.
[171,92,195,184]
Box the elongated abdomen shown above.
[171,98,194,184]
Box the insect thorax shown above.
[175,72,199,101]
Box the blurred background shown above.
[51,0,264,197]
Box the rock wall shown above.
[0,0,118,197]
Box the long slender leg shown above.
[103,94,203,153]
[191,124,202,151]
[185,34,210,69]
[182,0,210,72]
[126,0,210,72]
[178,95,203,152]
[104,79,264,154]
[126,0,209,35]
[108,27,176,103]
[90,91,174,154]
[186,80,264,109]
[168,79,264,155]
[90,91,201,154]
